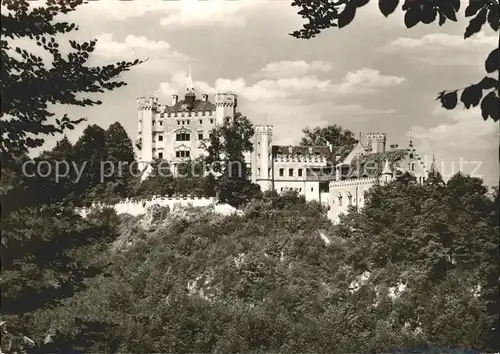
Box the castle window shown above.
[410,163,415,171]
[202,111,206,116]
[176,133,190,141]
[348,194,352,206]
[338,195,342,206]
[298,169,303,177]
[311,187,314,192]
[268,168,271,176]
[199,119,202,124]
[258,142,261,147]
[198,133,203,140]
[289,168,294,177]
[257,168,261,176]
[159,121,163,126]
[158,152,163,159]
[210,119,214,124]
[176,150,190,158]
[299,188,302,192]
[209,132,214,139]
[279,168,284,177]
[177,121,180,125]
[158,135,163,142]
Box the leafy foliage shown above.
[299,124,358,149]
[290,0,499,122]
[1,0,143,162]
[204,113,261,207]
[29,174,499,353]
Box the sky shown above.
[21,0,499,186]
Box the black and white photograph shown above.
[1,0,499,353]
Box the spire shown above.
[185,63,195,95]
[429,150,438,175]
[382,159,392,175]
[408,127,414,148]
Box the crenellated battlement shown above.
[274,154,327,165]
[366,132,387,143]
[214,92,237,107]
[255,125,273,134]
[329,177,379,188]
[137,96,158,111]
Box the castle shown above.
[136,71,434,223]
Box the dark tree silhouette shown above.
[290,0,499,122]
[1,0,144,162]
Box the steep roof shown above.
[271,145,352,164]
[163,99,216,113]
[346,149,408,178]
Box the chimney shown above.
[202,94,208,102]
[172,94,178,106]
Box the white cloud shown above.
[337,68,405,94]
[156,64,406,104]
[156,71,331,102]
[94,34,186,60]
[159,0,257,28]
[78,1,177,20]
[388,31,497,49]
[413,107,498,151]
[260,60,333,78]
[381,31,496,66]
[91,34,188,73]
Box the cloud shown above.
[387,31,497,49]
[380,31,496,66]
[159,0,257,28]
[413,107,498,151]
[92,34,188,72]
[336,68,406,94]
[260,60,333,78]
[157,71,331,102]
[78,1,178,20]
[156,63,406,104]
[154,63,398,146]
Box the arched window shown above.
[338,193,343,206]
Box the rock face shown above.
[140,204,170,232]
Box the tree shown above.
[204,113,261,207]
[299,124,358,148]
[72,124,107,204]
[1,0,143,163]
[104,122,136,198]
[289,0,499,122]
[337,172,499,351]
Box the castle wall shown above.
[76,196,222,218]
[328,177,378,223]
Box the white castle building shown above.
[136,72,434,223]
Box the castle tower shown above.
[137,96,158,178]
[253,125,273,191]
[366,133,387,153]
[381,159,393,183]
[215,91,237,124]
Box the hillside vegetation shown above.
[14,174,498,353]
